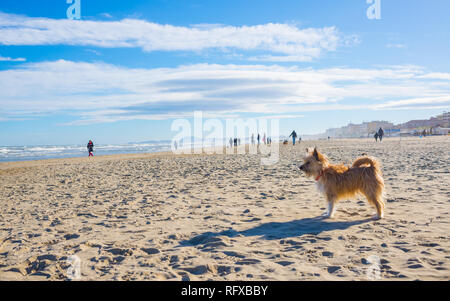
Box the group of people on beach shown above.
[229,138,241,147]
[374,127,384,142]
[85,129,306,157]
[229,133,274,148]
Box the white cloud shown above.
[85,49,102,56]
[99,13,113,19]
[258,114,305,119]
[0,60,449,124]
[417,72,450,80]
[248,55,316,62]
[0,12,342,61]
[386,43,406,49]
[0,55,26,62]
[373,95,450,110]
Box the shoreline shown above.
[0,150,175,171]
[0,142,266,170]
[1,136,447,170]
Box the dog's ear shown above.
[313,147,321,161]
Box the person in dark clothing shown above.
[374,132,379,142]
[257,134,260,145]
[289,130,298,145]
[377,128,384,142]
[87,140,94,156]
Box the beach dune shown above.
[0,136,449,280]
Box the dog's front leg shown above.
[323,195,337,218]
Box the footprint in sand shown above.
[235,258,261,265]
[141,247,160,255]
[276,261,294,266]
[64,234,80,240]
[106,248,133,256]
[223,251,246,258]
[327,266,341,274]
[180,265,208,275]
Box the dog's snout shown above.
[299,164,305,171]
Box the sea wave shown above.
[0,142,172,162]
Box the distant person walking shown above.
[374,132,379,142]
[229,138,233,148]
[257,134,260,145]
[378,127,384,142]
[289,130,298,145]
[87,140,94,156]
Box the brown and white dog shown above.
[299,147,385,219]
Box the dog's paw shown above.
[321,212,334,219]
[372,213,383,220]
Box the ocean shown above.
[0,142,173,162]
[0,136,282,162]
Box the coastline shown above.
[1,135,446,170]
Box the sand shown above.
[0,136,449,280]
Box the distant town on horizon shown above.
[306,111,450,140]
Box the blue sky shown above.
[0,0,449,146]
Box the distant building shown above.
[319,112,449,139]
[434,126,450,135]
[325,121,394,138]
[395,111,449,130]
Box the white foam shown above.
[0,142,172,162]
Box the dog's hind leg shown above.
[374,197,385,219]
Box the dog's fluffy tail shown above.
[352,156,381,172]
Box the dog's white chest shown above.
[316,181,326,194]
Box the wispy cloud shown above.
[0,54,26,62]
[417,72,450,80]
[85,49,102,56]
[0,60,448,124]
[373,95,450,110]
[386,43,406,49]
[258,114,305,119]
[99,13,113,19]
[0,12,343,62]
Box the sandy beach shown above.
[0,136,449,281]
